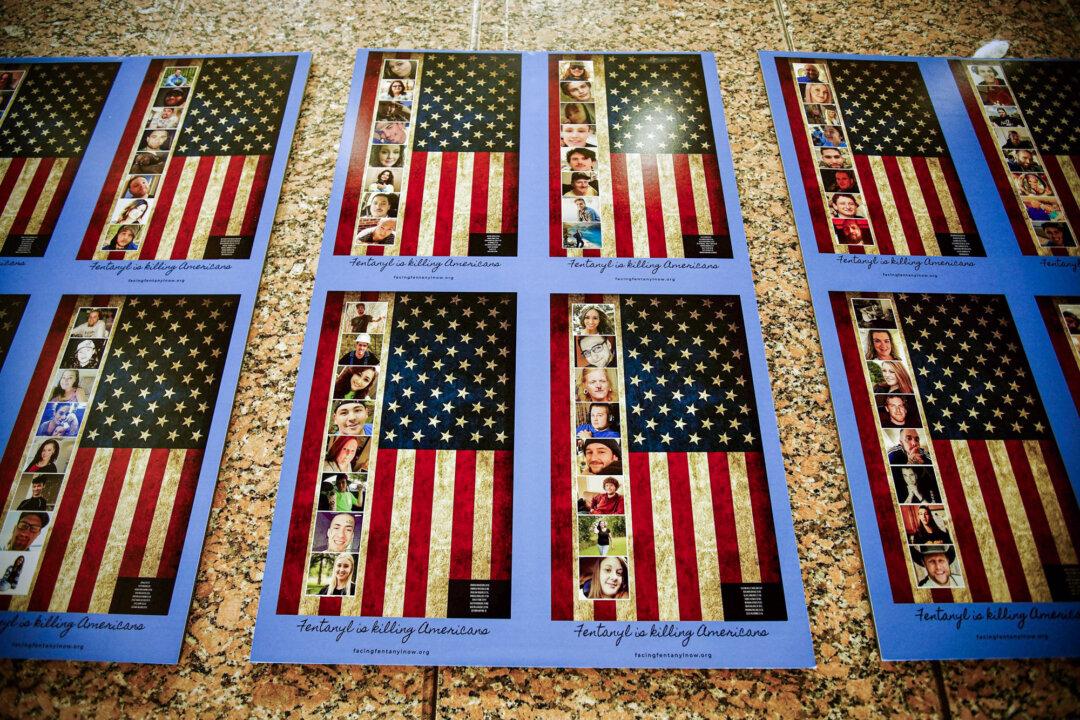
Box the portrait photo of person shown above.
[24,439,71,474]
[970,64,1006,86]
[329,399,374,437]
[910,544,962,589]
[383,59,416,79]
[563,171,599,197]
[891,466,941,504]
[376,100,411,122]
[576,402,619,439]
[977,84,1013,107]
[48,368,93,403]
[833,218,872,245]
[563,147,597,172]
[321,435,369,474]
[334,366,379,401]
[155,87,188,108]
[577,368,619,403]
[812,125,846,148]
[360,191,397,219]
[560,102,595,125]
[0,553,29,594]
[319,473,366,512]
[560,123,596,148]
[1005,149,1042,173]
[577,515,627,557]
[902,505,952,545]
[560,60,592,81]
[130,151,167,175]
[989,105,1021,127]
[870,359,914,394]
[818,147,851,169]
[356,218,397,246]
[1061,307,1080,335]
[575,334,616,368]
[1024,198,1063,223]
[886,428,931,466]
[561,223,601,249]
[123,175,157,199]
[379,78,414,101]
[578,438,623,476]
[1013,172,1052,197]
[101,225,140,252]
[312,512,361,553]
[346,301,387,334]
[862,329,901,362]
[338,332,380,366]
[999,128,1033,150]
[564,197,600,224]
[573,303,615,336]
[0,70,24,91]
[803,103,826,125]
[364,167,400,193]
[795,63,824,83]
[112,198,153,225]
[139,128,174,153]
[852,299,897,329]
[560,80,593,102]
[876,393,922,429]
[578,556,629,600]
[36,402,84,438]
[162,67,193,87]
[60,337,105,370]
[71,307,114,339]
[3,511,49,552]
[369,144,404,168]
[373,121,408,145]
[829,193,863,219]
[13,474,61,512]
[1035,222,1075,248]
[307,552,357,596]
[802,82,832,104]
[822,168,859,193]
[147,106,182,129]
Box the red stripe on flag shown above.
[360,447,398,616]
[933,440,993,602]
[402,449,437,617]
[666,452,702,620]
[319,596,342,616]
[880,156,926,256]
[208,155,247,237]
[1042,156,1080,257]
[36,159,80,238]
[238,154,272,240]
[549,295,574,619]
[1004,440,1061,569]
[593,600,616,620]
[910,156,950,236]
[67,448,133,613]
[776,58,832,253]
[138,154,187,259]
[672,154,699,239]
[449,452,477,581]
[854,154,896,255]
[1038,298,1080,413]
[489,449,513,581]
[155,450,203,580]
[707,452,741,584]
[116,447,171,578]
[7,158,55,237]
[501,152,518,237]
[398,151,428,257]
[701,153,729,244]
[0,158,28,222]
[831,293,914,602]
[609,153,634,258]
[469,152,490,235]
[966,440,1031,601]
[0,296,78,509]
[78,62,161,259]
[276,292,344,614]
[937,157,978,235]
[638,155,667,258]
[169,156,217,259]
[432,152,458,256]
[25,447,96,610]
[335,53,384,255]
[746,452,781,584]
[628,450,660,621]
[1039,438,1080,556]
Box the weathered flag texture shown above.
[79,56,295,260]
[1036,296,1080,413]
[0,62,118,254]
[0,294,28,369]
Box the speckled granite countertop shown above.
[1,0,1078,717]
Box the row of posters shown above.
[0,48,1075,666]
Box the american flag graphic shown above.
[777,58,982,256]
[1037,296,1080,413]
[277,291,514,618]
[78,56,296,261]
[334,52,520,256]
[551,294,785,622]
[550,54,731,258]
[0,295,237,614]
[953,60,1080,256]
[0,294,28,370]
[833,292,1080,604]
[0,62,118,257]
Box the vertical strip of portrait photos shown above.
[77,56,296,261]
[551,294,786,621]
[277,291,515,619]
[777,58,982,257]
[549,55,730,259]
[951,60,1080,256]
[0,295,238,614]
[1037,297,1080,413]
[0,62,119,257]
[335,52,521,257]
[832,291,1080,604]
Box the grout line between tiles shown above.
[503,0,510,50]
[469,0,483,50]
[932,661,953,720]
[424,665,441,719]
[772,0,795,51]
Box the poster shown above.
[253,49,813,668]
[0,52,309,663]
[762,51,1080,660]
